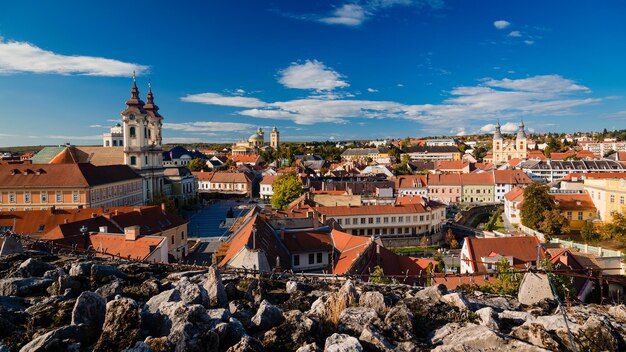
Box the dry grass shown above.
[325,289,357,326]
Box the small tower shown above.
[257,127,264,141]
[271,127,280,149]
[516,120,527,158]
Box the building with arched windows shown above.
[231,127,280,156]
[490,120,528,164]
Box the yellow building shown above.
[0,164,143,211]
[492,120,528,164]
[584,176,626,223]
[550,193,597,230]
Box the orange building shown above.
[0,164,143,211]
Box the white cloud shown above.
[0,39,148,76]
[508,30,521,37]
[163,121,255,133]
[524,40,535,45]
[234,88,246,95]
[47,135,102,141]
[180,93,267,108]
[320,4,367,26]
[397,83,404,87]
[367,88,379,93]
[163,137,209,144]
[494,20,511,29]
[184,75,600,131]
[278,60,349,91]
[479,122,519,133]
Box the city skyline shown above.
[1,0,626,147]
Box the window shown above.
[610,195,615,203]
[56,191,63,203]
[413,216,418,222]
[567,211,572,220]
[144,127,148,138]
[578,212,583,220]
[368,217,374,224]
[130,156,137,165]
[391,216,396,223]
[621,196,624,205]
[105,140,110,147]
[41,192,48,203]
[360,217,366,224]
[171,236,174,244]
[398,216,403,223]
[37,224,45,232]
[345,218,350,225]
[376,217,380,224]
[383,217,389,223]
[24,192,31,203]
[420,215,424,221]
[181,231,185,240]
[145,156,148,165]
[337,219,343,225]
[130,127,136,138]
[9,192,16,204]
[317,252,322,263]
[293,255,300,266]
[309,253,315,265]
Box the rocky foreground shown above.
[1,252,625,352]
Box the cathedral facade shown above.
[120,76,165,201]
[231,127,280,156]
[492,120,528,164]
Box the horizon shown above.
[1,0,625,147]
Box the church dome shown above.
[249,133,263,142]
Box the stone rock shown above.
[432,324,549,352]
[207,308,231,322]
[414,284,447,302]
[524,314,571,332]
[286,280,299,294]
[517,273,555,306]
[0,236,23,257]
[338,307,377,336]
[499,310,536,324]
[202,265,228,308]
[296,343,321,352]
[13,258,55,278]
[0,344,10,352]
[510,323,561,350]
[324,333,363,352]
[468,294,521,311]
[139,278,160,297]
[69,261,93,277]
[226,336,264,352]
[475,307,499,330]
[94,297,141,352]
[166,270,207,281]
[224,282,240,300]
[441,292,470,310]
[215,317,248,350]
[157,301,220,351]
[609,305,626,323]
[307,293,330,317]
[251,299,284,331]
[95,279,123,301]
[384,304,414,342]
[145,288,181,314]
[429,322,464,345]
[71,291,106,342]
[359,291,386,314]
[337,279,359,306]
[359,323,395,351]
[176,277,207,306]
[574,315,619,352]
[0,277,53,296]
[18,324,81,352]
[263,309,319,351]
[121,342,152,352]
[90,264,126,285]
[245,279,266,305]
[144,336,171,352]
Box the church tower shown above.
[493,119,503,163]
[121,74,165,203]
[270,127,280,149]
[516,120,527,159]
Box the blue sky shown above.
[0,0,625,147]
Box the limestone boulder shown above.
[71,291,106,342]
[338,307,378,336]
[201,265,228,308]
[251,299,284,331]
[94,297,141,352]
[359,291,386,315]
[324,333,363,352]
[517,273,555,306]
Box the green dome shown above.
[249,133,263,141]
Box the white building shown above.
[425,138,457,147]
[493,170,533,203]
[103,123,124,147]
[260,175,277,201]
[503,187,524,226]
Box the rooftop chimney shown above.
[124,225,140,241]
[99,226,108,233]
[91,213,97,218]
[161,203,166,212]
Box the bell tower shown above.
[493,119,503,163]
[121,73,165,203]
[516,120,527,159]
[271,127,280,149]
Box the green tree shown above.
[520,184,555,231]
[150,193,177,215]
[450,239,459,249]
[581,221,599,242]
[369,265,393,284]
[599,207,626,241]
[188,158,207,172]
[432,251,445,273]
[538,209,570,242]
[270,173,303,209]
[444,228,455,246]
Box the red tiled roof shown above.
[427,173,462,186]
[528,150,546,159]
[89,233,164,261]
[432,274,496,290]
[474,162,495,171]
[330,229,371,274]
[460,173,494,185]
[493,170,533,185]
[0,163,141,189]
[504,187,525,202]
[260,175,278,185]
[465,236,544,273]
[561,172,626,181]
[316,203,439,217]
[551,193,595,211]
[228,155,261,164]
[281,230,334,253]
[396,175,428,189]
[507,158,522,167]
[434,160,469,170]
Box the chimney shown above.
[114,209,119,216]
[63,218,69,224]
[49,205,56,214]
[99,226,108,233]
[91,213,97,218]
[161,203,166,212]
[124,225,140,241]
